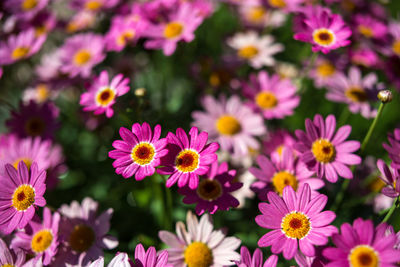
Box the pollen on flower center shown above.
[164,22,184,39]
[2,264,15,267]
[31,229,53,253]
[317,62,336,77]
[255,92,278,109]
[238,45,259,59]
[313,29,336,47]
[85,0,102,10]
[215,115,241,136]
[358,25,374,38]
[272,171,298,196]
[196,179,223,201]
[36,84,50,103]
[11,46,30,60]
[269,0,286,8]
[312,138,336,163]
[95,87,116,107]
[184,242,213,267]
[392,40,400,56]
[249,7,266,22]
[349,245,379,267]
[131,143,155,166]
[69,224,95,252]
[117,30,136,46]
[24,117,46,137]
[13,158,33,170]
[12,185,35,211]
[281,212,311,239]
[345,87,367,103]
[175,150,200,173]
[73,49,92,66]
[22,0,38,11]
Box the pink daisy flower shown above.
[294,114,361,183]
[178,161,242,215]
[238,1,286,29]
[256,184,337,259]
[157,126,219,189]
[0,162,46,234]
[235,246,278,267]
[383,128,400,169]
[159,210,241,266]
[262,129,297,157]
[323,218,400,266]
[4,0,49,19]
[354,14,388,39]
[243,71,300,119]
[144,2,204,56]
[80,70,130,118]
[325,67,381,119]
[349,47,379,68]
[0,29,46,65]
[6,101,59,140]
[69,0,119,12]
[266,0,304,12]
[55,197,118,266]
[294,9,351,54]
[309,56,342,89]
[11,207,60,265]
[109,122,168,180]
[388,21,400,57]
[376,159,400,198]
[250,148,324,200]
[0,238,26,266]
[192,95,266,156]
[59,33,105,78]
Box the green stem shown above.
[381,197,399,223]
[360,102,386,153]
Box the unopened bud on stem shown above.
[377,90,393,103]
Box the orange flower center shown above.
[12,185,35,211]
[164,22,184,39]
[131,143,155,166]
[175,149,199,173]
[313,29,336,47]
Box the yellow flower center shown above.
[36,84,50,103]
[2,265,15,267]
[349,245,379,267]
[345,87,367,103]
[358,25,374,38]
[95,87,116,107]
[22,0,38,11]
[196,179,223,201]
[248,7,266,23]
[12,158,33,170]
[85,0,102,11]
[281,212,311,239]
[255,92,278,109]
[69,224,95,252]
[313,29,336,47]
[269,0,286,8]
[215,115,241,136]
[276,145,284,156]
[73,49,92,66]
[131,143,155,166]
[317,62,336,77]
[164,22,184,39]
[368,177,386,193]
[117,30,136,46]
[341,0,355,11]
[209,73,221,87]
[31,229,53,253]
[238,46,259,59]
[184,242,213,267]
[11,47,30,60]
[392,40,400,56]
[35,25,47,37]
[175,150,199,173]
[272,171,298,196]
[12,185,35,211]
[24,117,45,137]
[312,138,336,163]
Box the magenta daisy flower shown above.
[192,95,266,156]
[262,129,296,157]
[383,128,400,169]
[326,67,381,119]
[294,9,351,53]
[178,161,242,215]
[11,207,60,265]
[132,244,170,267]
[376,159,400,198]
[69,0,119,12]
[266,0,304,12]
[144,2,205,56]
[243,71,300,119]
[309,56,341,89]
[4,0,49,19]
[256,184,337,259]
[294,114,361,183]
[354,14,387,39]
[388,22,400,57]
[80,70,130,118]
[157,127,219,189]
[250,148,324,200]
[0,162,46,234]
[6,101,59,140]
[55,197,118,266]
[0,29,46,65]
[0,238,26,266]
[59,33,105,78]
[236,246,278,267]
[323,218,400,266]
[109,122,168,180]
